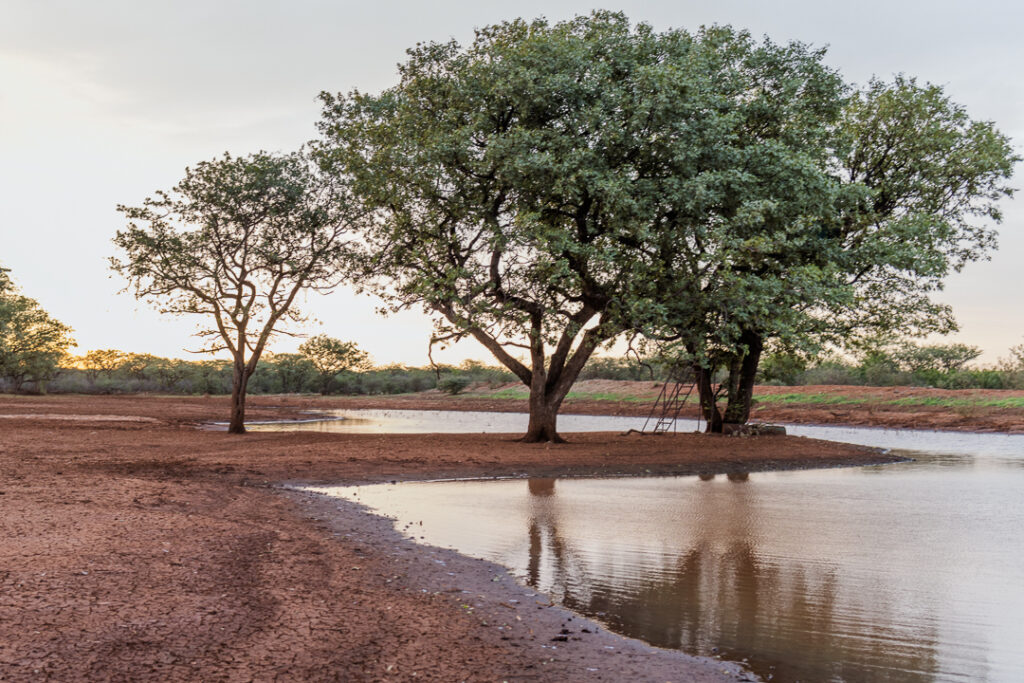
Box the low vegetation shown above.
[759,342,1024,390]
[3,353,512,396]
[5,343,1023,399]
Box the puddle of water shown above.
[253,408,1024,460]
[308,417,1024,683]
[248,408,655,434]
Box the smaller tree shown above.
[149,357,186,391]
[112,151,352,432]
[121,353,161,381]
[0,271,75,393]
[894,343,982,374]
[264,352,316,393]
[80,349,127,383]
[298,335,370,394]
[1000,343,1024,372]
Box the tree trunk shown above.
[452,308,610,444]
[694,364,723,433]
[723,331,764,426]
[519,334,600,443]
[228,357,250,435]
[522,386,566,443]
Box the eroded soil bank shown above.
[0,394,896,681]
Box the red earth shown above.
[0,392,903,681]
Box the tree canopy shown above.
[0,268,75,393]
[298,334,370,394]
[80,349,128,382]
[111,151,352,432]
[317,12,855,441]
[643,76,1017,430]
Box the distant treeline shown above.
[759,343,1024,390]
[2,341,1023,395]
[5,354,513,396]
[0,347,680,396]
[582,344,1024,390]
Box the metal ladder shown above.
[641,377,696,435]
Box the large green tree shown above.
[624,33,851,431]
[112,151,352,433]
[0,268,75,393]
[653,77,1017,430]
[317,12,839,441]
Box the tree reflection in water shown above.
[520,475,983,683]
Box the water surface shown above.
[250,408,652,434]
[305,413,1024,682]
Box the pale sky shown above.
[2,0,1022,365]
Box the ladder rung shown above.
[643,376,696,434]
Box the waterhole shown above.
[304,414,1024,683]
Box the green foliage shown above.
[892,343,982,373]
[637,32,850,363]
[750,341,1024,390]
[43,351,520,396]
[856,347,904,385]
[437,374,472,395]
[317,12,818,439]
[79,349,127,382]
[0,269,75,393]
[298,335,371,394]
[755,392,1024,409]
[998,343,1024,372]
[112,151,353,431]
[655,76,1015,355]
[827,77,1018,341]
[266,353,316,393]
[644,72,1017,428]
[759,352,810,385]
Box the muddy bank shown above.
[0,394,894,681]
[287,489,752,682]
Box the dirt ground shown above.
[0,393,900,681]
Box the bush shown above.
[758,352,808,385]
[437,375,472,395]
[798,361,860,386]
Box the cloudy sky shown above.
[2,0,1022,365]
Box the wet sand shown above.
[0,394,897,681]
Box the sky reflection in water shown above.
[307,413,1024,683]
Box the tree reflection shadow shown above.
[521,476,986,683]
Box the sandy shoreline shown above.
[0,394,900,681]
[288,489,755,682]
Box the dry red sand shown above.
[0,394,896,682]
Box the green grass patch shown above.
[564,391,649,402]
[754,393,1024,409]
[480,388,649,402]
[887,395,1024,408]
[485,389,530,399]
[753,393,867,406]
[480,388,1024,409]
